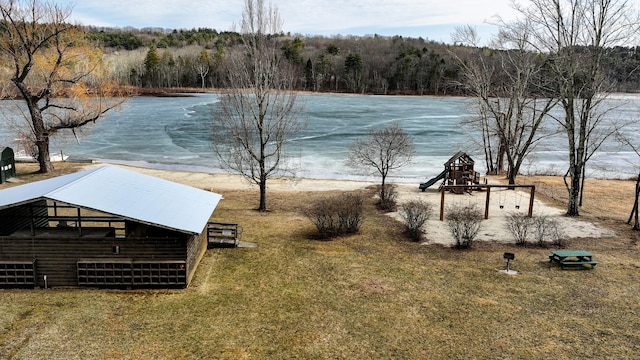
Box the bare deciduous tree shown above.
[513,0,640,215]
[211,0,304,211]
[0,0,124,173]
[453,25,557,184]
[194,48,210,89]
[345,123,415,204]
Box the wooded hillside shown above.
[2,25,639,96]
[84,26,640,95]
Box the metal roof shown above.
[0,166,222,235]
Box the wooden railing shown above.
[206,222,239,247]
[77,259,187,287]
[0,259,36,288]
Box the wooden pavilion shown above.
[0,166,222,289]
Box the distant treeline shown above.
[86,26,640,95]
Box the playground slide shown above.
[419,169,448,191]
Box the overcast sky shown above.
[55,0,521,44]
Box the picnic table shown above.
[548,250,599,269]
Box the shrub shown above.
[399,200,434,242]
[307,197,337,238]
[377,184,398,212]
[547,219,566,247]
[506,213,534,245]
[446,204,483,249]
[307,192,364,239]
[532,215,549,246]
[536,216,565,247]
[337,192,364,235]
[533,215,566,247]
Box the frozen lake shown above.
[1,93,639,182]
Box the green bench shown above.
[548,250,598,270]
[557,259,599,269]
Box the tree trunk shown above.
[578,160,587,207]
[259,178,267,211]
[258,148,268,210]
[506,153,518,186]
[380,175,387,202]
[566,165,581,216]
[633,176,640,231]
[36,136,54,173]
[507,168,516,186]
[30,106,54,173]
[629,173,640,230]
[496,137,506,174]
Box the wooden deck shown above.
[207,222,240,248]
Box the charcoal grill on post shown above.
[503,252,515,272]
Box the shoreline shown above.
[75,161,618,247]
[6,87,638,100]
[70,157,640,184]
[3,160,627,247]
[72,158,420,184]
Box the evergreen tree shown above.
[143,45,161,87]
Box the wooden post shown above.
[484,187,491,219]
[528,186,535,218]
[29,203,35,236]
[440,187,445,221]
[77,207,82,237]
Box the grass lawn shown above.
[1,164,640,359]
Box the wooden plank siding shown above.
[185,232,207,285]
[0,233,190,288]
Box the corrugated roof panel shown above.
[0,169,94,210]
[0,166,222,234]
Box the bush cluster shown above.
[505,214,566,247]
[399,200,434,242]
[505,213,533,245]
[307,193,364,239]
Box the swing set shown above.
[439,184,536,221]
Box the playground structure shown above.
[418,152,536,220]
[438,184,536,221]
[420,152,480,193]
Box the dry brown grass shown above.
[1,163,640,359]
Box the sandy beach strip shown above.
[84,162,616,247]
